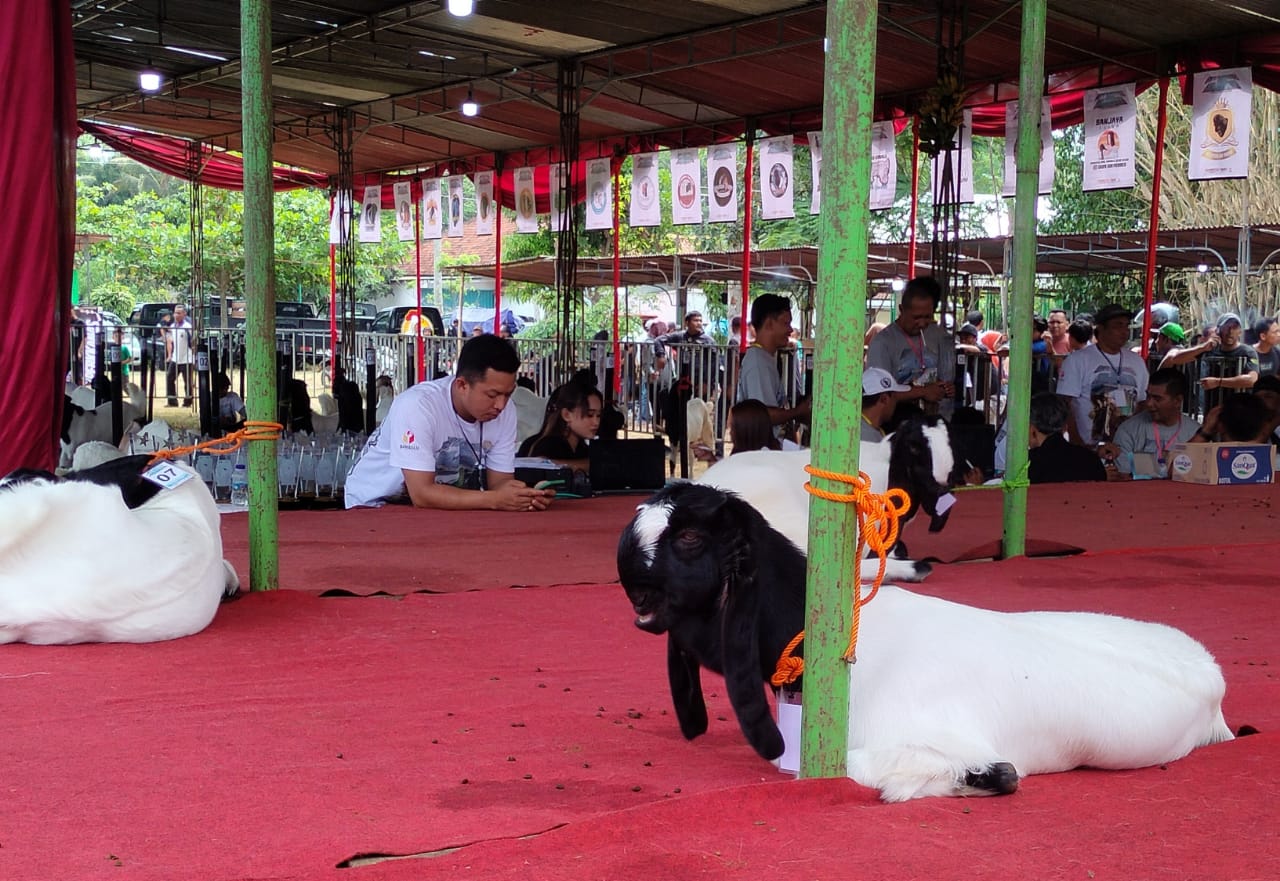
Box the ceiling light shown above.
[447,0,475,16]
[1196,263,1209,273]
[461,88,479,117]
[139,69,161,91]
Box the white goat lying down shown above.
[617,483,1236,802]
[698,416,963,583]
[0,455,239,644]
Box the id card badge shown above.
[1109,386,1136,415]
[142,461,194,490]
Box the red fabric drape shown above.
[0,0,76,474]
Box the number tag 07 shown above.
[142,461,195,491]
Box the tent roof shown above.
[74,1,1280,178]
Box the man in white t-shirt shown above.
[165,304,196,407]
[1055,302,1149,447]
[345,334,555,511]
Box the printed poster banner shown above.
[630,152,660,227]
[869,121,897,211]
[447,177,465,238]
[514,167,538,233]
[1082,83,1138,191]
[1189,67,1252,181]
[671,148,703,225]
[549,163,570,233]
[807,131,822,215]
[1002,99,1055,197]
[584,158,613,231]
[706,143,738,223]
[358,185,382,243]
[759,135,795,220]
[474,171,494,236]
[328,190,351,245]
[392,181,414,242]
[421,178,443,240]
[931,109,974,205]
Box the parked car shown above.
[372,306,445,337]
[318,301,377,332]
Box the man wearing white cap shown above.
[860,367,909,443]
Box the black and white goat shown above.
[0,454,239,644]
[617,482,1235,801]
[699,415,965,582]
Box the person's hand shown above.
[490,480,554,512]
[921,382,950,402]
[1097,442,1121,461]
[1202,376,1221,390]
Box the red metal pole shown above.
[1141,77,1170,360]
[414,184,424,380]
[328,196,337,358]
[740,134,755,351]
[494,170,504,334]
[908,122,920,279]
[612,165,622,399]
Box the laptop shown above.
[588,437,667,495]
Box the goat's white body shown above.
[845,585,1233,801]
[61,401,142,468]
[0,464,232,644]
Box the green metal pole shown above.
[241,0,279,590]
[1001,0,1047,559]
[801,0,877,779]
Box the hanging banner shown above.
[358,185,382,243]
[421,178,443,240]
[759,136,795,220]
[807,131,822,215]
[629,152,660,227]
[514,167,538,233]
[869,121,898,211]
[1189,67,1252,181]
[392,181,414,242]
[1002,99,1055,197]
[474,171,494,236]
[670,148,703,225]
[931,109,974,205]
[1082,83,1138,191]
[705,143,738,223]
[447,177,464,237]
[584,158,612,231]
[549,163,571,232]
[328,190,352,245]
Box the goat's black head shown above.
[889,415,967,533]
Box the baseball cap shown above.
[1216,312,1242,331]
[863,367,910,396]
[1159,322,1187,343]
[1093,303,1135,325]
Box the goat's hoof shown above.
[964,762,1020,795]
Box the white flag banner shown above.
[358,185,382,243]
[514,167,538,233]
[706,144,738,223]
[807,131,822,215]
[584,158,613,231]
[670,148,703,225]
[549,163,571,232]
[1082,83,1138,191]
[931,109,974,205]
[1002,99,1055,196]
[421,178,443,240]
[1189,67,1252,181]
[474,171,494,235]
[629,152,660,227]
[447,177,465,237]
[759,136,795,220]
[392,181,414,241]
[328,190,352,245]
[869,121,898,211]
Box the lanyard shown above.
[906,331,926,369]
[1152,421,1174,464]
[1097,347,1123,377]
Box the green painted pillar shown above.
[241,0,279,590]
[1001,0,1047,559]
[801,0,877,779]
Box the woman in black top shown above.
[517,378,603,467]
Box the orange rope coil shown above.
[770,465,910,685]
[148,421,284,463]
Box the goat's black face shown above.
[889,415,966,532]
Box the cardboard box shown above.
[1169,443,1274,485]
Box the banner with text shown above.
[584,158,612,231]
[671,148,703,225]
[870,121,897,210]
[514,167,538,233]
[393,181,414,241]
[1002,98,1055,197]
[447,177,464,238]
[328,190,351,245]
[1189,67,1252,181]
[706,144,738,223]
[1082,83,1137,191]
[474,171,494,235]
[421,179,442,240]
[359,185,382,243]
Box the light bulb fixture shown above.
[447,0,475,16]
[461,88,478,117]
[891,278,906,292]
[1196,263,1209,274]
[139,69,162,91]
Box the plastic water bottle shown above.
[230,463,249,509]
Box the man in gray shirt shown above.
[866,276,956,420]
[736,294,811,436]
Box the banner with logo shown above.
[629,152,660,227]
[474,171,494,235]
[328,190,351,245]
[392,181,414,241]
[584,158,613,231]
[1002,99,1055,197]
[705,144,738,223]
[1189,67,1252,181]
[549,163,570,232]
[421,178,443,240]
[759,136,795,220]
[670,148,703,225]
[514,167,538,233]
[446,177,464,237]
[931,109,974,205]
[358,185,382,243]
[806,131,822,215]
[1082,83,1137,191]
[869,121,898,210]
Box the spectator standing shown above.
[736,294,811,436]
[165,304,195,407]
[1066,318,1093,352]
[865,275,956,421]
[1055,302,1148,447]
[1252,317,1280,378]
[1045,309,1072,356]
[1198,313,1259,411]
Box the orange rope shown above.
[148,421,283,463]
[770,465,910,683]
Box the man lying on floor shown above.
[344,333,556,512]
